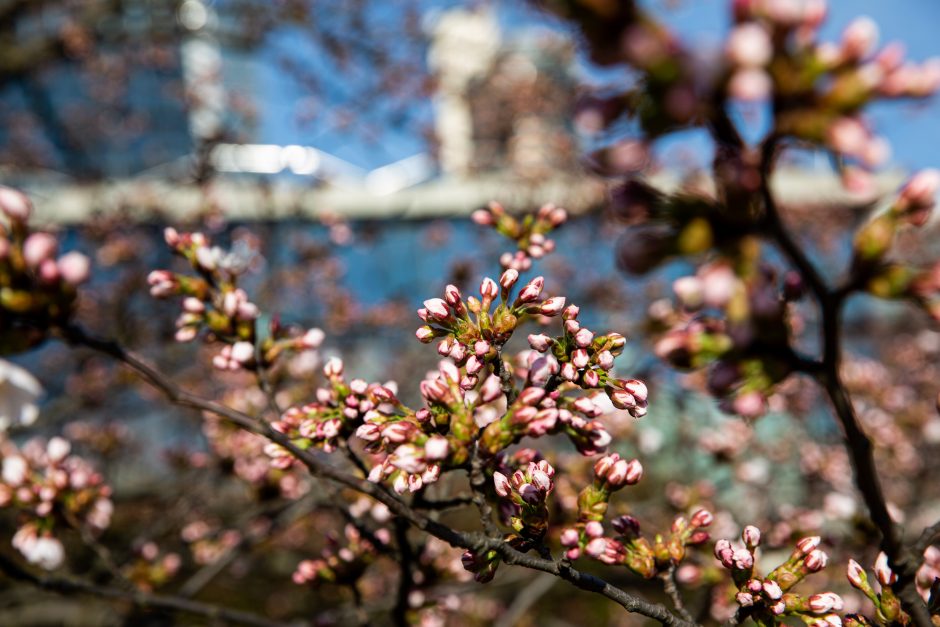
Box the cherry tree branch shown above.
[57,324,696,627]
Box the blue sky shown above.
[243,1,940,173]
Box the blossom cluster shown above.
[471,201,567,272]
[0,187,90,353]
[1,436,112,570]
[148,228,324,371]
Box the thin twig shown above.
[661,563,694,623]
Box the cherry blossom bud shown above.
[584,520,604,538]
[416,326,434,343]
[715,539,734,567]
[423,298,450,320]
[480,277,498,302]
[474,340,490,356]
[564,319,580,334]
[57,252,91,286]
[528,334,553,352]
[499,269,519,290]
[539,296,566,316]
[795,536,821,556]
[2,456,28,486]
[449,342,467,363]
[743,525,761,549]
[805,549,829,572]
[528,355,559,386]
[736,591,755,607]
[480,375,502,403]
[324,357,344,378]
[763,580,783,600]
[560,362,578,381]
[873,552,897,585]
[726,23,772,67]
[841,16,878,61]
[23,233,58,268]
[465,355,483,376]
[572,349,589,369]
[583,369,600,387]
[560,528,580,547]
[518,387,546,406]
[621,379,648,403]
[562,304,580,320]
[444,284,462,306]
[729,68,772,101]
[164,227,180,247]
[595,350,614,370]
[609,390,637,410]
[518,276,544,303]
[574,328,594,348]
[846,559,867,588]
[691,509,714,528]
[808,592,844,614]
[424,435,449,461]
[585,537,608,559]
[594,453,618,479]
[530,468,552,492]
[0,187,32,222]
[471,209,494,225]
[733,548,754,570]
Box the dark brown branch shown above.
[661,564,694,623]
[58,324,694,627]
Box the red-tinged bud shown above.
[518,387,546,406]
[560,362,578,381]
[595,350,614,370]
[743,525,761,549]
[437,339,452,356]
[163,227,180,247]
[763,580,783,600]
[672,516,688,534]
[480,277,498,302]
[574,328,594,348]
[416,326,435,343]
[539,296,566,316]
[733,548,754,570]
[564,319,580,334]
[356,424,381,442]
[873,551,897,585]
[517,276,544,303]
[548,206,567,227]
[805,549,829,572]
[499,269,519,290]
[450,342,467,363]
[593,454,619,479]
[736,591,755,607]
[846,559,868,589]
[444,284,462,306]
[459,375,476,390]
[423,298,450,320]
[563,304,579,320]
[530,468,552,492]
[493,471,511,497]
[898,168,940,219]
[746,579,763,594]
[583,369,600,387]
[528,355,559,386]
[528,334,553,352]
[688,530,709,545]
[474,340,490,356]
[795,536,821,556]
[471,209,494,225]
[479,375,502,403]
[841,16,878,61]
[23,233,58,268]
[770,601,786,616]
[0,187,32,222]
[324,357,344,378]
[609,389,637,410]
[691,509,714,528]
[621,379,648,403]
[439,360,460,382]
[383,422,414,443]
[808,592,844,614]
[466,355,484,375]
[715,539,734,567]
[565,547,581,560]
[584,520,604,538]
[57,252,91,286]
[417,308,429,322]
[571,349,589,369]
[611,515,641,537]
[573,397,600,416]
[623,459,643,484]
[38,258,59,284]
[560,528,580,547]
[585,537,607,559]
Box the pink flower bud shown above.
[733,548,754,570]
[729,68,772,101]
[585,537,608,559]
[874,551,897,585]
[564,319,580,334]
[324,357,344,378]
[770,601,786,616]
[471,209,494,225]
[691,509,714,528]
[416,326,434,343]
[517,276,544,303]
[0,187,32,222]
[808,592,844,614]
[444,284,462,306]
[574,328,594,348]
[562,304,579,320]
[595,350,614,370]
[609,390,637,410]
[571,349,590,369]
[530,468,552,492]
[231,341,255,364]
[560,528,580,547]
[621,379,648,403]
[735,591,755,607]
[424,435,449,460]
[46,437,71,463]
[623,459,643,484]
[539,297,566,316]
[423,298,450,320]
[518,387,546,406]
[38,259,59,284]
[302,328,325,349]
[560,362,578,381]
[528,334,553,352]
[583,369,600,387]
[763,580,783,600]
[57,252,91,286]
[846,559,867,588]
[23,233,58,268]
[499,269,519,289]
[480,277,498,301]
[164,227,180,247]
[804,549,829,572]
[795,536,821,556]
[474,340,490,356]
[841,16,878,61]
[465,355,484,375]
[479,375,502,403]
[743,525,761,548]
[584,521,604,538]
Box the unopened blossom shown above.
[0,359,42,431]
